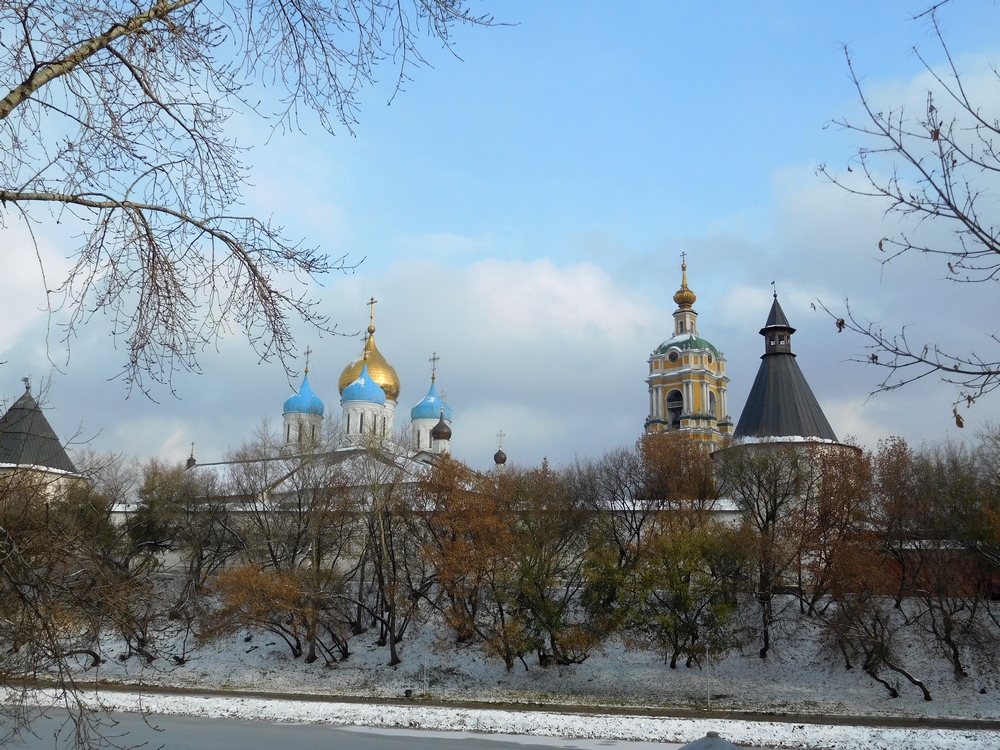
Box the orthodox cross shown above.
[496,429,505,449]
[429,351,439,381]
[680,251,687,266]
[303,345,312,374]
[368,297,377,329]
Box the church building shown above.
[645,260,733,449]
[280,298,453,459]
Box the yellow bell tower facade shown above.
[644,259,732,448]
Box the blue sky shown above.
[4,1,1000,470]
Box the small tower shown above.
[734,293,837,441]
[645,258,732,448]
[282,348,325,452]
[430,409,452,455]
[0,377,78,477]
[339,297,400,437]
[341,360,389,443]
[411,352,453,452]
[493,430,507,472]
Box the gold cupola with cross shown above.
[644,257,732,447]
[338,298,401,401]
[338,297,400,440]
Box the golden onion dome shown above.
[338,325,401,401]
[672,261,697,308]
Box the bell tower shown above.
[644,257,732,447]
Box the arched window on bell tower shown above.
[666,389,683,429]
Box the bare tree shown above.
[346,434,431,666]
[714,441,821,658]
[0,462,162,746]
[568,445,650,571]
[0,1,491,392]
[206,425,362,664]
[818,7,1000,408]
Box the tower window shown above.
[666,389,683,429]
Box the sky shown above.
[3,1,1000,471]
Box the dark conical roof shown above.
[762,296,792,330]
[734,296,837,442]
[0,384,78,473]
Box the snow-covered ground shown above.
[15,609,995,750]
[68,690,993,750]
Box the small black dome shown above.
[493,448,507,465]
[431,413,452,441]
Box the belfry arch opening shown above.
[666,389,683,429]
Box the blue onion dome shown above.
[411,378,452,421]
[283,372,325,416]
[341,362,386,405]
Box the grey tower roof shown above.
[734,296,838,442]
[0,383,78,473]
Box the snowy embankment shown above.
[75,690,996,750]
[13,610,1000,750]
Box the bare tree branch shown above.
[0,1,493,392]
[817,8,1000,408]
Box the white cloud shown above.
[0,222,73,353]
[458,258,649,341]
[6,7,1000,476]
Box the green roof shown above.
[655,334,720,358]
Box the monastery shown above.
[0,263,843,477]
[645,260,839,450]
